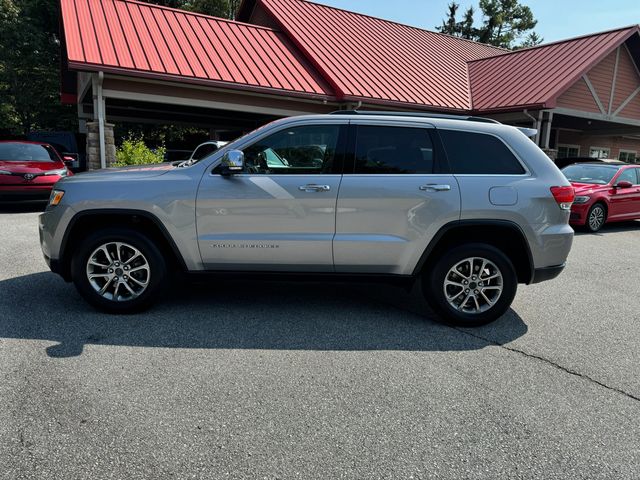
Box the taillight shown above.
[550,186,575,210]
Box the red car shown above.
[562,162,640,232]
[0,141,73,202]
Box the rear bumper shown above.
[531,264,566,284]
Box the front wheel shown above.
[71,228,168,313]
[423,244,518,327]
[586,203,606,232]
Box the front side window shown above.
[615,168,639,185]
[242,125,341,174]
[439,130,526,175]
[353,126,435,174]
[0,143,59,162]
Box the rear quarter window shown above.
[439,130,526,175]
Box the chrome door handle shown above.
[299,184,331,192]
[419,184,451,192]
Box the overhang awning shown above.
[60,0,335,101]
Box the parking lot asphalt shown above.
[0,206,639,479]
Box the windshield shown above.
[562,164,619,185]
[0,143,59,162]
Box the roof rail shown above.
[329,110,501,124]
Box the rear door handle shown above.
[299,184,331,192]
[419,184,451,192]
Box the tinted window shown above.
[243,125,340,174]
[0,143,59,162]
[439,130,525,175]
[616,168,639,185]
[354,126,434,174]
[562,165,619,185]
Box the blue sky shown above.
[315,0,640,44]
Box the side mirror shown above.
[62,153,79,169]
[220,150,244,176]
[615,180,633,189]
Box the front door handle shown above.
[419,184,451,192]
[299,184,331,192]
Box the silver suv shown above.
[39,112,574,326]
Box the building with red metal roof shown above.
[59,0,640,168]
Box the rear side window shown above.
[439,130,525,175]
[354,126,434,174]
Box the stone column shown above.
[86,121,116,170]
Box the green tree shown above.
[517,31,544,49]
[437,2,477,40]
[139,0,240,18]
[0,0,241,135]
[436,0,542,49]
[0,0,76,134]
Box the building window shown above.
[589,147,611,159]
[557,144,580,159]
[619,150,637,163]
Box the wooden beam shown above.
[608,47,621,115]
[582,74,606,114]
[612,86,640,117]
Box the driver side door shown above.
[609,168,640,220]
[195,121,347,272]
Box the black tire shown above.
[423,243,518,327]
[71,227,168,313]
[586,203,607,233]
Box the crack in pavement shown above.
[456,327,640,403]
[351,285,640,404]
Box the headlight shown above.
[44,168,68,177]
[0,170,12,175]
[49,190,65,206]
[574,196,591,204]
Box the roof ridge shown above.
[117,0,278,31]
[468,24,640,63]
[296,0,506,52]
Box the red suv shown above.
[562,162,640,232]
[0,141,73,202]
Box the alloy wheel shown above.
[589,205,605,231]
[443,257,504,314]
[86,242,150,302]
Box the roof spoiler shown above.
[330,110,501,124]
[517,127,537,138]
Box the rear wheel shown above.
[586,203,606,232]
[71,228,168,313]
[423,244,517,327]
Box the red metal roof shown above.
[468,26,640,112]
[253,0,505,110]
[60,0,333,98]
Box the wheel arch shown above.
[413,220,535,284]
[58,209,188,281]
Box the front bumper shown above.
[0,185,53,202]
[39,204,75,281]
[569,203,591,225]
